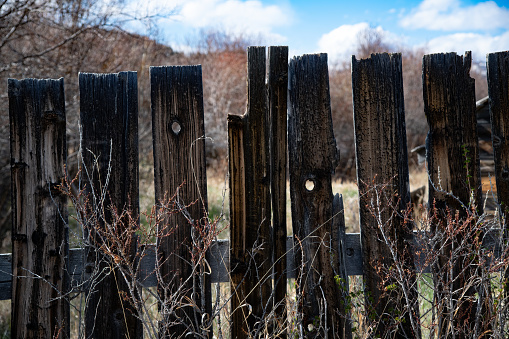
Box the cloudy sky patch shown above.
[400,0,509,31]
[125,0,509,63]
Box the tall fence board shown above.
[352,53,420,337]
[487,51,509,301]
[268,46,289,337]
[288,53,346,338]
[229,46,273,338]
[150,65,211,337]
[488,51,509,222]
[9,78,69,338]
[79,71,142,338]
[423,52,485,337]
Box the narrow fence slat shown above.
[79,72,142,338]
[227,113,247,337]
[487,51,509,300]
[488,52,509,223]
[333,194,352,339]
[288,53,344,338]
[150,65,211,337]
[351,53,420,337]
[268,45,289,335]
[423,52,484,337]
[8,78,69,338]
[229,46,273,337]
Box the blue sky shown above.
[126,0,509,63]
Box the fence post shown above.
[150,65,211,337]
[487,51,509,295]
[487,51,509,219]
[288,53,346,338]
[268,45,288,335]
[229,46,273,337]
[423,52,484,337]
[9,78,69,338]
[351,53,420,337]
[79,72,142,338]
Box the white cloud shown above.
[424,31,509,61]
[317,23,405,64]
[317,23,370,63]
[126,0,292,43]
[400,0,509,31]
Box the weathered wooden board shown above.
[288,53,345,338]
[423,52,484,337]
[487,51,509,306]
[229,46,273,338]
[9,78,69,338]
[268,45,289,335]
[488,52,509,221]
[333,194,353,339]
[150,65,211,337]
[352,53,420,338]
[79,71,142,339]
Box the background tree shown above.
[329,27,488,181]
[0,0,178,248]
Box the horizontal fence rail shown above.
[0,231,504,300]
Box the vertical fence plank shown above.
[487,51,509,298]
[79,72,142,338]
[423,52,484,337]
[9,78,69,338]
[228,113,247,337]
[268,45,288,336]
[333,194,352,339]
[488,51,509,221]
[288,53,345,337]
[351,53,420,337]
[150,65,210,337]
[229,46,272,337]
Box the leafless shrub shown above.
[350,177,509,338]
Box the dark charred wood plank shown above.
[333,194,353,339]
[268,45,289,337]
[488,52,509,221]
[423,52,485,338]
[487,50,509,311]
[352,52,420,338]
[229,46,272,338]
[79,72,142,339]
[9,78,69,338]
[150,65,210,338]
[288,53,344,338]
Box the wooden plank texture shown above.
[268,45,289,336]
[229,46,273,338]
[487,51,509,303]
[352,53,420,338]
[423,52,485,337]
[9,78,69,338]
[150,65,211,337]
[288,53,345,338]
[333,194,352,339]
[79,72,142,339]
[488,52,509,222]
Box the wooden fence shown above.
[6,47,509,338]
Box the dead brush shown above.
[353,178,509,339]
[58,166,230,338]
